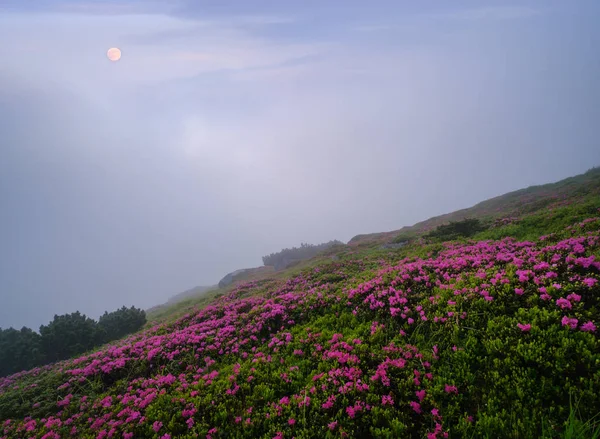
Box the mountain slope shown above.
[1,169,599,438]
[349,166,600,247]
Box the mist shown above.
[1,0,599,329]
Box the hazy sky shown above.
[1,0,599,329]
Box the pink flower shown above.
[415,390,426,401]
[580,321,596,332]
[328,421,338,430]
[288,418,296,426]
[583,278,598,287]
[561,316,579,329]
[409,401,422,414]
[444,384,458,394]
[514,288,524,295]
[517,323,531,332]
[381,395,394,406]
[556,298,572,309]
[431,408,440,418]
[346,406,356,418]
[152,421,163,432]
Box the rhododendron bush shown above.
[1,220,599,438]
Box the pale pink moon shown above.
[107,47,122,62]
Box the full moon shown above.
[107,47,122,62]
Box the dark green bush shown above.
[0,327,44,377]
[427,218,488,241]
[98,306,147,343]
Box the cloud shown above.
[56,0,178,15]
[352,24,392,32]
[426,6,540,22]
[1,1,599,331]
[0,12,328,88]
[222,15,296,25]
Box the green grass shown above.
[145,289,223,325]
[559,398,600,439]
[475,197,600,242]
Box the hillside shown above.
[349,167,600,247]
[146,286,218,320]
[155,285,216,308]
[1,168,600,438]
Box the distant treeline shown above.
[0,306,146,377]
[262,240,344,270]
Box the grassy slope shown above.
[147,167,600,326]
[349,167,600,247]
[1,168,600,439]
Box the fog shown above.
[1,0,599,329]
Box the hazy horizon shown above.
[1,0,600,330]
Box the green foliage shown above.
[427,218,488,241]
[476,198,600,242]
[39,311,101,364]
[0,327,44,377]
[0,369,67,420]
[391,231,418,244]
[560,398,600,439]
[98,306,147,343]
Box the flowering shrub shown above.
[1,217,600,438]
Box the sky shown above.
[1,0,599,330]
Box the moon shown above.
[107,47,122,62]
